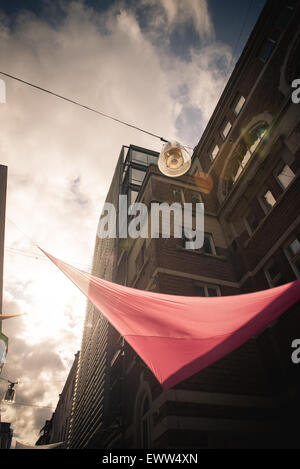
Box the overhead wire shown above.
[6,218,96,271]
[1,401,55,410]
[0,71,171,143]
[0,71,195,150]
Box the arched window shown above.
[223,122,269,196]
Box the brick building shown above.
[68,0,300,449]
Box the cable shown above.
[5,246,98,274]
[0,71,170,144]
[5,218,97,271]
[6,217,38,248]
[1,401,55,410]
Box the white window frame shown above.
[194,283,221,297]
[232,94,246,116]
[259,188,277,215]
[220,120,232,140]
[275,162,295,191]
[210,143,220,161]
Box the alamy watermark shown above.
[291,79,300,104]
[97,195,204,249]
[0,78,6,103]
[291,339,300,364]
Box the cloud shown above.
[138,0,214,43]
[0,0,233,445]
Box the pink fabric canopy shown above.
[42,249,300,390]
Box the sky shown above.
[0,0,266,446]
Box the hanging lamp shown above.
[158,141,191,177]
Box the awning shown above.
[42,249,300,390]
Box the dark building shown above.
[68,0,300,449]
[0,165,12,447]
[0,164,7,329]
[36,419,52,446]
[49,351,79,447]
[0,164,8,378]
[36,352,80,448]
[0,422,13,449]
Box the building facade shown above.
[68,0,300,449]
[0,422,13,449]
[36,352,79,447]
[0,164,12,447]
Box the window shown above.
[226,122,269,188]
[220,120,232,140]
[131,168,146,186]
[260,189,277,213]
[183,232,216,254]
[245,211,260,235]
[232,94,246,116]
[131,150,158,166]
[287,238,300,257]
[210,144,219,161]
[259,39,276,63]
[172,187,184,204]
[276,164,295,189]
[285,237,300,278]
[265,260,283,287]
[276,6,294,31]
[130,190,139,204]
[131,150,148,165]
[194,284,221,297]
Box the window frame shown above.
[232,94,246,116]
[284,236,300,279]
[194,283,221,297]
[275,162,296,191]
[259,188,277,215]
[259,38,276,63]
[264,259,283,288]
[220,119,232,140]
[227,122,269,189]
[210,143,220,161]
[244,210,260,236]
[182,231,216,255]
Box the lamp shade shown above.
[158,141,191,177]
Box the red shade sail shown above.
[42,249,300,390]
